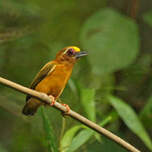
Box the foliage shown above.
[80,8,139,75]
[108,95,152,150]
[0,0,152,152]
[40,107,58,152]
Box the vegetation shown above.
[0,0,152,151]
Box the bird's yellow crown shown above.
[70,46,80,52]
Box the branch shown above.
[0,77,140,152]
[130,0,139,19]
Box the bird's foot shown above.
[49,95,56,106]
[61,104,70,116]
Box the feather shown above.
[26,62,56,101]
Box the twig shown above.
[0,77,141,152]
[130,0,139,19]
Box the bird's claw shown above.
[61,103,70,116]
[49,95,56,106]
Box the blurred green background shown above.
[0,0,152,152]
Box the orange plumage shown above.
[22,46,87,115]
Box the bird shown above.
[22,46,87,115]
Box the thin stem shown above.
[59,117,66,151]
[130,0,139,19]
[0,77,141,152]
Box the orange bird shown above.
[22,46,87,115]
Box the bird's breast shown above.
[35,64,73,98]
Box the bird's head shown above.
[55,46,87,64]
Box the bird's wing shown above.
[26,62,56,101]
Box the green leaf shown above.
[66,115,112,152]
[80,88,96,121]
[81,8,139,75]
[40,107,58,152]
[99,115,112,126]
[140,96,152,127]
[67,129,93,152]
[60,125,82,152]
[108,95,152,151]
[143,11,152,27]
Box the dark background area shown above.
[0,0,152,152]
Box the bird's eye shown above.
[67,48,75,56]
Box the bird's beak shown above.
[75,51,88,59]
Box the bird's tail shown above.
[22,98,42,116]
